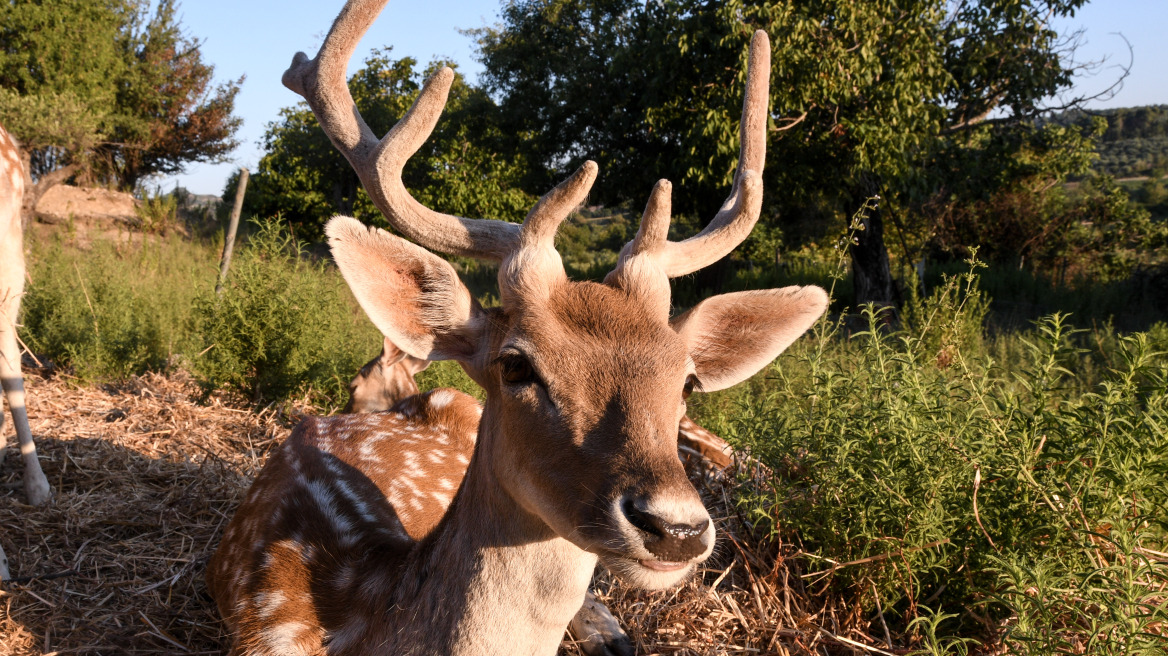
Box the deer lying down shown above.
[343,337,731,655]
[206,1,828,653]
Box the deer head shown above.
[284,0,827,590]
[344,335,430,413]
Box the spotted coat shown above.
[206,388,481,655]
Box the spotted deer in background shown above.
[0,123,52,582]
[205,0,829,653]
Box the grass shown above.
[21,232,211,380]
[187,218,382,407]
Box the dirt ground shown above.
[1,371,873,656]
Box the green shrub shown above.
[21,235,207,379]
[135,187,178,234]
[714,271,1167,652]
[189,218,380,407]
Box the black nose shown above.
[621,497,709,561]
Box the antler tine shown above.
[659,30,770,276]
[608,30,771,286]
[627,179,672,257]
[498,161,597,304]
[602,179,674,315]
[283,0,519,261]
[520,161,598,247]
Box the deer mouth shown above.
[639,559,690,572]
[600,552,701,590]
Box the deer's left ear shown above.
[327,216,486,362]
[671,286,828,392]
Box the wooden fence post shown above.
[216,168,249,296]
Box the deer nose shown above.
[621,497,711,561]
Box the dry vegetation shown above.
[1,369,886,656]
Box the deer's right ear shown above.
[328,217,486,362]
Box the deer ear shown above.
[377,337,432,374]
[672,286,828,392]
[403,354,432,376]
[378,336,409,366]
[328,216,486,362]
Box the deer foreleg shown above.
[0,329,50,506]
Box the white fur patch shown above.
[256,590,287,619]
[263,620,308,653]
[428,389,455,409]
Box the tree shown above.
[0,0,241,203]
[474,0,1111,306]
[237,50,535,239]
[90,0,242,189]
[0,0,131,212]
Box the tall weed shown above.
[189,218,380,407]
[21,235,208,379]
[717,267,1168,653]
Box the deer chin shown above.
[600,552,700,590]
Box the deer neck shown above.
[375,413,597,656]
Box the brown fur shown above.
[343,336,429,413]
[207,388,483,654]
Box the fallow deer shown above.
[0,122,53,581]
[342,338,734,655]
[206,1,829,653]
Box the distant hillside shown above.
[1051,105,1168,178]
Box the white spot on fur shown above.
[263,621,308,653]
[429,389,455,409]
[256,590,287,619]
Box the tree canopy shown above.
[0,0,241,195]
[472,0,1120,302]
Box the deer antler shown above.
[283,0,593,264]
[605,31,771,307]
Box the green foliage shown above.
[135,186,178,234]
[0,0,129,154]
[902,258,991,365]
[18,222,467,408]
[188,218,380,407]
[94,0,242,189]
[0,0,241,190]
[701,270,1168,652]
[927,168,1167,283]
[20,234,209,380]
[474,0,1095,247]
[1052,105,1168,178]
[554,208,632,279]
[416,361,483,402]
[237,51,535,239]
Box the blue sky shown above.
[163,0,1168,196]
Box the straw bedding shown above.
[1,371,884,656]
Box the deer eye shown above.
[683,375,699,399]
[500,355,538,386]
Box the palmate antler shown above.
[283,0,770,311]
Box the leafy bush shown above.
[21,235,207,379]
[708,270,1168,653]
[135,186,178,234]
[189,218,380,407]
